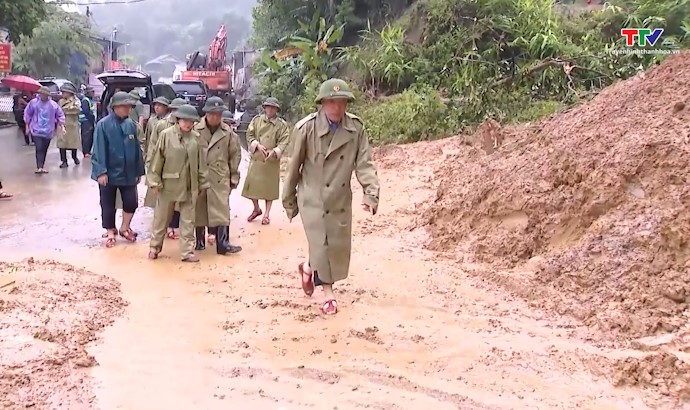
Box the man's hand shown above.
[97,174,108,186]
[266,149,277,160]
[257,144,268,158]
[59,124,66,134]
[152,187,160,195]
[24,126,29,135]
[136,176,141,184]
[230,182,237,189]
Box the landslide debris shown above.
[0,259,126,408]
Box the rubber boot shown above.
[215,226,241,255]
[194,227,206,250]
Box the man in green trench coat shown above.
[282,78,380,315]
[193,96,242,254]
[57,82,82,167]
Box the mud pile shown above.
[0,259,126,408]
[422,52,690,343]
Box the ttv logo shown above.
[620,28,664,47]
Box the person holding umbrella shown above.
[23,86,65,174]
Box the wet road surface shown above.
[0,126,666,408]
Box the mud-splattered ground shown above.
[0,259,126,408]
[0,56,689,409]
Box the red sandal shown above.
[321,300,338,315]
[298,262,314,296]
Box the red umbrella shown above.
[1,75,41,93]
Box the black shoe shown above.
[194,227,206,250]
[73,158,80,165]
[59,162,68,168]
[215,226,241,255]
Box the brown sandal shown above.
[261,216,270,225]
[182,254,199,262]
[166,229,179,240]
[119,228,137,242]
[298,262,314,296]
[105,236,116,248]
[247,209,262,222]
[148,251,158,260]
[0,192,13,200]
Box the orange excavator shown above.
[182,25,234,109]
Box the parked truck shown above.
[182,25,234,110]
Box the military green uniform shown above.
[193,97,242,254]
[56,83,82,150]
[241,98,290,201]
[282,79,380,284]
[143,97,170,160]
[147,105,209,261]
[144,98,186,208]
[128,90,145,126]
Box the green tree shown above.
[11,5,100,80]
[0,0,47,44]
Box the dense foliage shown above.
[0,0,47,44]
[11,4,100,82]
[250,0,690,144]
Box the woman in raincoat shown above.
[241,97,290,225]
[56,82,82,167]
[147,104,209,262]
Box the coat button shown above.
[326,183,329,187]
[340,208,345,212]
[341,183,345,187]
[325,210,329,214]
[340,155,344,159]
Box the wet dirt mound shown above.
[0,258,126,408]
[422,52,690,345]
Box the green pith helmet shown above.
[262,97,280,110]
[60,82,77,94]
[153,96,170,106]
[129,90,140,100]
[221,110,234,121]
[315,78,354,104]
[173,104,200,120]
[169,98,186,109]
[38,86,50,95]
[111,91,136,107]
[203,96,226,112]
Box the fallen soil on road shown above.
[411,51,690,402]
[0,259,126,408]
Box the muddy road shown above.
[0,126,673,409]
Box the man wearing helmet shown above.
[57,82,82,168]
[282,78,380,315]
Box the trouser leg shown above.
[169,211,180,228]
[59,148,67,163]
[150,199,175,253]
[71,149,79,163]
[35,138,49,168]
[81,124,94,154]
[99,185,117,230]
[195,226,206,250]
[178,201,196,260]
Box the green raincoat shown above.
[143,115,176,207]
[282,110,380,284]
[241,114,290,201]
[194,119,241,227]
[56,96,81,149]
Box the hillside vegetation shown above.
[250,0,690,143]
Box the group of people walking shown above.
[6,77,380,315]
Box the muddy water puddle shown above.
[0,132,670,408]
